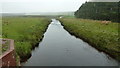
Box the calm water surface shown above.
[23,19,119,66]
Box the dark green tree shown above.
[75,2,119,23]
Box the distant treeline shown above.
[75,2,119,23]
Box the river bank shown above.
[59,18,120,62]
[2,17,50,62]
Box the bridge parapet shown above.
[0,39,16,67]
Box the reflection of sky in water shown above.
[23,19,119,66]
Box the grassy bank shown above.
[59,18,120,61]
[2,17,50,62]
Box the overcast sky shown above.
[1,0,119,13]
[1,0,89,13]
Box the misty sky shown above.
[1,0,120,13]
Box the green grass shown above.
[59,18,120,61]
[2,40,10,53]
[0,39,10,55]
[0,18,2,38]
[2,17,50,61]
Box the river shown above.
[22,19,119,66]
